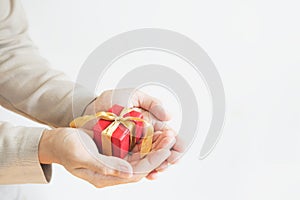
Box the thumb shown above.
[134,149,171,175]
[88,154,133,179]
[132,90,172,121]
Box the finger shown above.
[153,120,170,132]
[140,110,169,132]
[101,155,133,178]
[74,168,134,188]
[172,136,186,153]
[152,133,176,151]
[152,130,173,145]
[134,149,171,175]
[86,154,133,178]
[130,130,170,152]
[132,90,171,121]
[166,136,185,164]
[156,160,169,172]
[126,151,143,162]
[167,150,182,164]
[146,170,159,180]
[128,131,175,162]
[129,131,175,156]
[151,131,164,147]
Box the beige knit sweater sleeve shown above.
[0,0,95,184]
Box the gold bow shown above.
[69,108,153,158]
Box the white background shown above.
[1,0,300,199]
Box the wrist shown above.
[38,129,56,164]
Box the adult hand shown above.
[38,128,171,188]
[83,89,185,179]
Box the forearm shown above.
[0,122,51,184]
[0,0,95,127]
[0,52,94,127]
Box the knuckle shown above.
[94,183,105,188]
[101,165,112,176]
[132,176,143,183]
[102,167,108,176]
[104,89,113,94]
[153,98,162,105]
[100,90,111,98]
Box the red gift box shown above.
[93,104,144,158]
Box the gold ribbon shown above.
[69,108,153,158]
